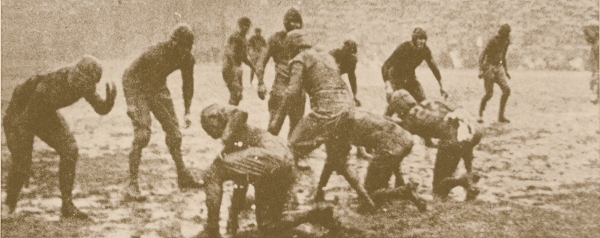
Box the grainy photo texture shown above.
[1,0,599,237]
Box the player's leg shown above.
[314,156,335,202]
[478,69,495,123]
[3,116,35,214]
[288,114,332,171]
[328,140,377,212]
[124,86,152,200]
[149,88,202,189]
[432,145,462,198]
[286,94,306,140]
[35,112,89,219]
[257,174,339,236]
[496,70,511,123]
[202,160,226,238]
[267,93,286,136]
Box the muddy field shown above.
[1,61,599,237]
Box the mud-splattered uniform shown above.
[282,44,425,212]
[388,90,482,200]
[3,56,116,219]
[223,31,251,105]
[261,31,307,137]
[248,31,267,84]
[123,24,201,198]
[200,104,338,238]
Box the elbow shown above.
[95,107,111,116]
[95,102,115,115]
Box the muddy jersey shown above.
[224,31,250,67]
[266,31,293,93]
[383,41,434,79]
[249,34,267,52]
[220,126,294,179]
[400,101,457,140]
[481,36,509,67]
[288,49,353,117]
[123,41,195,91]
[6,68,93,116]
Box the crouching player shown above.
[386,89,482,201]
[280,30,426,213]
[199,104,341,238]
[3,55,116,219]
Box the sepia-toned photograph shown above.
[1,0,599,237]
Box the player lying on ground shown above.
[122,23,203,202]
[199,104,341,238]
[222,17,263,106]
[3,55,116,219]
[280,30,426,212]
[386,89,482,200]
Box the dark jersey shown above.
[480,36,510,66]
[265,31,296,93]
[224,31,250,67]
[329,48,357,75]
[123,41,195,89]
[249,34,267,52]
[7,69,89,116]
[383,41,434,79]
[266,31,290,67]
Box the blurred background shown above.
[1,0,598,74]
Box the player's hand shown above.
[257,83,267,100]
[184,112,192,129]
[505,72,511,80]
[440,89,449,100]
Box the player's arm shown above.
[478,42,490,77]
[383,46,403,101]
[501,44,511,79]
[203,162,225,238]
[84,81,117,115]
[259,35,280,81]
[425,52,446,98]
[347,59,358,96]
[236,37,257,74]
[181,56,195,127]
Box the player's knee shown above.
[364,172,389,193]
[483,90,493,100]
[58,143,79,162]
[166,131,182,148]
[502,87,511,96]
[133,129,151,149]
